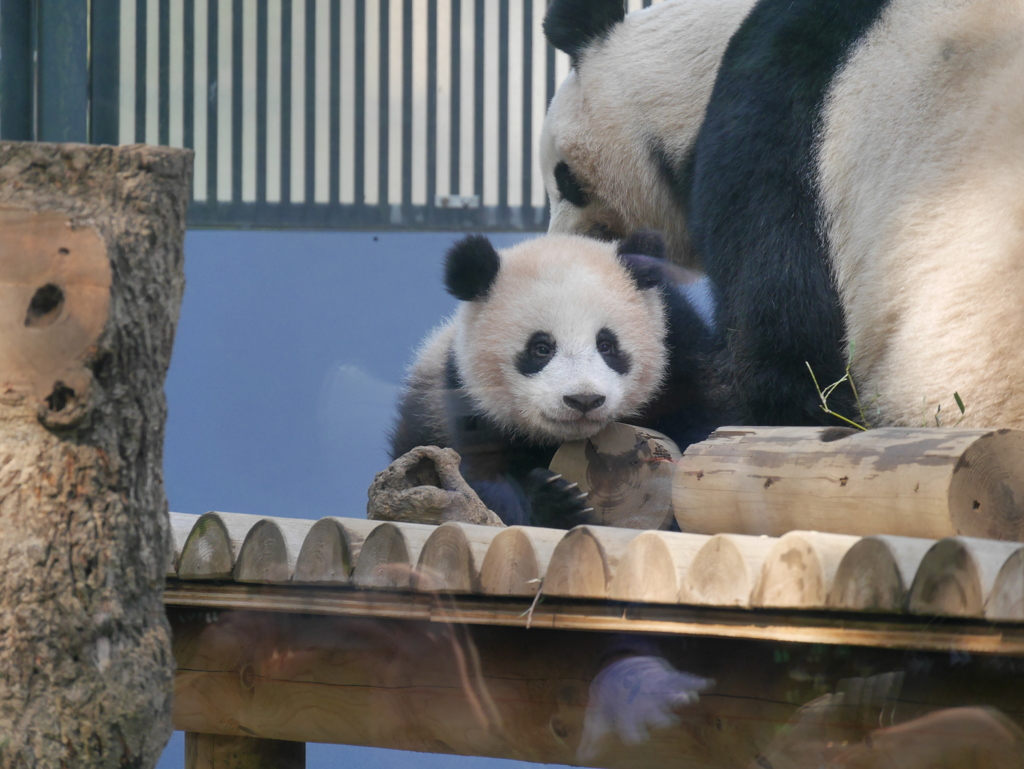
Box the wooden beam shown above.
[170,609,1024,768]
[164,582,1024,655]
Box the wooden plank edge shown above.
[164,581,1024,656]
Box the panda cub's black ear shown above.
[444,234,501,301]
[617,229,667,291]
[543,0,626,66]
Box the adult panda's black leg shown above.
[687,0,891,427]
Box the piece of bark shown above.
[550,422,681,529]
[0,141,190,767]
[367,445,504,527]
[674,426,1024,539]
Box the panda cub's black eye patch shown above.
[597,328,631,375]
[554,161,589,208]
[517,331,556,376]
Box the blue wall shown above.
[159,230,571,768]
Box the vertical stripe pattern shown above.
[113,0,660,228]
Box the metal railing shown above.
[0,0,662,230]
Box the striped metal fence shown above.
[0,0,663,230]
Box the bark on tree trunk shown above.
[0,142,190,768]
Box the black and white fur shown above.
[391,231,721,528]
[542,0,1024,430]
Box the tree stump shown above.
[0,142,190,768]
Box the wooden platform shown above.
[166,510,1024,768]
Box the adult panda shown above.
[542,0,1024,429]
[391,230,722,528]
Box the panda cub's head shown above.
[445,233,669,445]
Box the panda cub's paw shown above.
[524,468,593,529]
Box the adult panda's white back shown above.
[818,0,1024,426]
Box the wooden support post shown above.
[185,733,305,769]
[674,426,1024,539]
[0,142,190,765]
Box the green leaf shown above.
[954,391,965,415]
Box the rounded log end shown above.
[178,512,234,579]
[949,429,1024,540]
[985,549,1024,621]
[417,522,473,592]
[687,534,767,607]
[827,537,906,611]
[352,522,414,589]
[608,531,680,603]
[753,532,857,609]
[294,518,354,584]
[908,539,984,617]
[234,520,291,583]
[542,527,609,599]
[478,527,542,596]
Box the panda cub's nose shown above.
[564,393,606,414]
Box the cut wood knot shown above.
[367,446,505,527]
[37,371,94,430]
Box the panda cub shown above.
[391,231,721,528]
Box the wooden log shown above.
[178,511,268,579]
[542,526,642,599]
[416,522,505,592]
[908,537,1023,617]
[476,526,566,596]
[752,531,860,609]
[550,422,681,529]
[234,518,317,584]
[673,426,1024,539]
[170,609,1024,769]
[169,513,201,576]
[685,534,776,607]
[185,732,305,769]
[986,546,1024,621]
[607,531,711,603]
[350,521,436,589]
[0,142,190,766]
[292,517,382,583]
[827,535,934,611]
